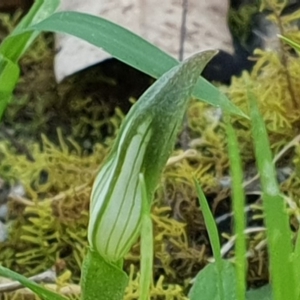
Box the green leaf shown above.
[0,0,59,119]
[0,265,66,300]
[225,116,246,300]
[246,285,273,300]
[26,11,247,118]
[194,180,225,300]
[248,88,296,300]
[189,260,237,300]
[81,249,128,300]
[195,180,222,266]
[0,0,60,62]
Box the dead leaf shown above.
[55,0,233,82]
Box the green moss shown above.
[228,3,258,46]
[2,0,300,298]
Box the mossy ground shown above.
[1,3,300,299]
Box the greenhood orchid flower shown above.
[88,50,217,262]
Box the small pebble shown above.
[0,204,8,221]
[0,221,8,242]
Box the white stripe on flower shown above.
[89,118,152,261]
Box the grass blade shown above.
[278,35,300,54]
[194,179,225,300]
[225,116,246,300]
[139,174,153,300]
[0,265,66,300]
[248,88,296,300]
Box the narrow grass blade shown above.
[139,174,153,300]
[278,35,300,54]
[248,89,296,300]
[225,116,246,300]
[26,11,247,118]
[194,179,225,300]
[0,265,66,300]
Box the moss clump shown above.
[1,0,300,298]
[229,3,259,47]
[0,133,208,299]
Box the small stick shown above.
[0,269,56,293]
